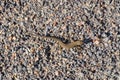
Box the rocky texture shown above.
[0,0,120,80]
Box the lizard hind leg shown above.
[58,45,63,54]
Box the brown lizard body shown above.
[42,36,83,49]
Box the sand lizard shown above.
[42,36,83,50]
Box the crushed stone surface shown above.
[0,0,120,80]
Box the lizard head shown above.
[74,40,83,45]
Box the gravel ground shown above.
[0,0,120,80]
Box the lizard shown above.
[42,36,83,50]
